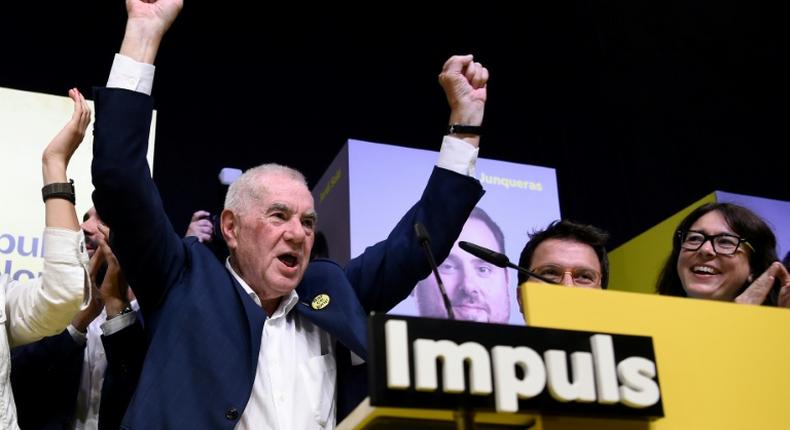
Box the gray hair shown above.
[224,163,308,215]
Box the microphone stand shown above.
[414,223,455,320]
[415,223,482,429]
[454,408,476,430]
[503,261,555,285]
[458,241,556,284]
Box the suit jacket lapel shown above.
[297,260,368,360]
[229,272,267,367]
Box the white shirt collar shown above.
[224,258,299,317]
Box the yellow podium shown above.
[520,283,790,430]
[338,398,539,429]
[338,284,790,429]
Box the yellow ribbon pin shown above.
[311,293,330,310]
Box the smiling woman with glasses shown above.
[656,202,790,307]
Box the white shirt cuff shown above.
[42,227,87,263]
[107,54,156,95]
[437,135,479,177]
[100,310,137,336]
[66,324,88,346]
[43,227,91,308]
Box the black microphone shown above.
[458,241,556,284]
[414,222,455,320]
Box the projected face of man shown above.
[414,217,510,323]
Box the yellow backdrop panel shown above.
[607,193,716,294]
[0,87,156,280]
[520,282,790,430]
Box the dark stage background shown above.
[2,1,787,250]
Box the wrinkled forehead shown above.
[253,174,315,211]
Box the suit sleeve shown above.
[91,88,186,312]
[10,329,84,376]
[344,166,483,312]
[10,330,85,428]
[99,318,147,430]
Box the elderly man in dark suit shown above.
[92,1,490,428]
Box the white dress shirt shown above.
[226,261,336,430]
[108,54,480,429]
[69,302,138,430]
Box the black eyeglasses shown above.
[677,230,754,256]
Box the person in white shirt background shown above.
[1,88,91,430]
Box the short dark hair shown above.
[517,220,610,288]
[655,202,779,303]
[468,206,505,253]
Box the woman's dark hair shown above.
[655,202,778,303]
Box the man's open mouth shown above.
[278,254,298,268]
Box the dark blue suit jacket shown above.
[10,320,145,430]
[91,88,483,429]
[99,320,147,430]
[11,331,83,430]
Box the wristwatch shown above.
[447,124,483,136]
[41,179,76,204]
[107,303,134,320]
